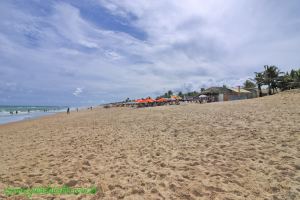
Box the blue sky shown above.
[1,0,300,106]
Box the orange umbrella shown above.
[156,98,167,102]
[135,98,155,103]
[135,99,144,103]
[145,98,155,103]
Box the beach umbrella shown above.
[135,99,144,103]
[156,98,167,102]
[171,95,182,100]
[145,98,155,103]
[135,97,155,103]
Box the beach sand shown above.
[0,90,299,200]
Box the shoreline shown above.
[0,112,61,127]
[0,106,94,126]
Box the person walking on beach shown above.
[67,107,70,114]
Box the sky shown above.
[0,0,300,106]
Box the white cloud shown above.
[99,0,300,72]
[0,0,300,105]
[73,87,83,96]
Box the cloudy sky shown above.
[0,0,300,106]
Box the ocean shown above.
[0,106,68,125]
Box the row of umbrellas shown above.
[135,97,168,103]
[135,96,185,103]
[134,95,208,103]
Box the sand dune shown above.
[0,90,299,199]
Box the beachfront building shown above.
[201,86,255,102]
[243,88,259,98]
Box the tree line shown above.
[157,90,203,99]
[253,65,300,97]
[157,66,300,99]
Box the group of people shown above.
[67,107,92,114]
[9,109,50,115]
[8,107,93,115]
[9,110,29,115]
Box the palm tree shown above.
[273,68,300,91]
[178,91,183,97]
[263,65,280,95]
[167,90,173,97]
[254,72,264,97]
[290,69,300,89]
[277,72,292,91]
[272,67,282,93]
[243,80,256,89]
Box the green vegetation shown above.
[157,90,174,98]
[253,65,300,96]
[157,90,200,99]
[253,72,264,97]
[157,66,299,99]
[243,80,256,89]
[277,69,300,91]
[178,91,183,98]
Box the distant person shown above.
[16,110,18,114]
[28,109,30,113]
[67,107,70,114]
[76,108,78,112]
[91,106,93,110]
[10,111,13,115]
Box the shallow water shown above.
[0,106,67,125]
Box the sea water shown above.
[0,106,68,125]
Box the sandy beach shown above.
[0,90,299,200]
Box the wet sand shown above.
[0,90,299,199]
